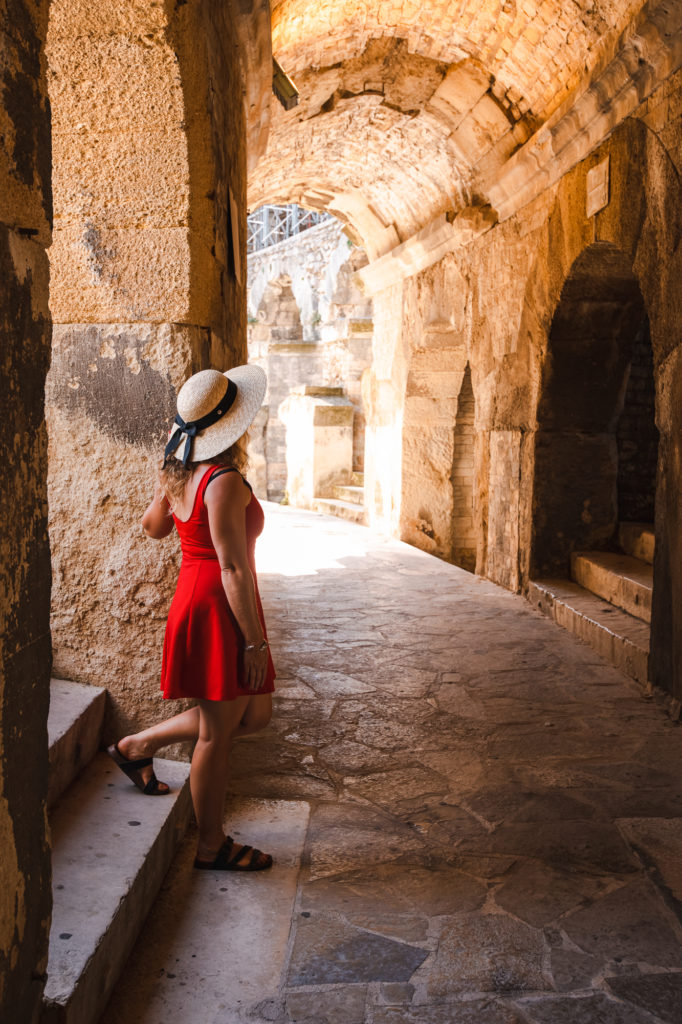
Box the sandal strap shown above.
[143,772,162,795]
[119,756,153,774]
[225,844,253,869]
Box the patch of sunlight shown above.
[257,510,368,576]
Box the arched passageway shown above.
[247,210,373,511]
[5,1,682,1019]
[532,243,657,578]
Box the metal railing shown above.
[247,204,332,254]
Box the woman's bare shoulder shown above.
[203,466,251,506]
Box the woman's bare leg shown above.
[192,697,259,862]
[234,693,273,738]
[117,707,200,791]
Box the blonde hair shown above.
[159,434,249,506]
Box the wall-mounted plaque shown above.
[586,157,610,218]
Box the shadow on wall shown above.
[532,242,657,578]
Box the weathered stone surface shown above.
[302,861,486,920]
[494,862,611,928]
[618,818,682,903]
[372,1001,523,1024]
[607,973,682,1024]
[514,992,665,1023]
[562,878,682,968]
[285,985,367,1024]
[414,913,549,998]
[288,916,429,986]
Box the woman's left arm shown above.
[142,481,175,539]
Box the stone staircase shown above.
[528,523,654,687]
[43,680,191,1024]
[312,472,367,525]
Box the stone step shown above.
[619,522,655,565]
[43,753,192,1024]
[312,497,368,525]
[332,484,365,506]
[528,579,649,686]
[571,550,653,623]
[47,679,106,808]
[351,471,364,487]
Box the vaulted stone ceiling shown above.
[248,0,650,257]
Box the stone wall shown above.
[0,3,52,1020]
[362,79,682,701]
[247,218,373,499]
[45,0,260,743]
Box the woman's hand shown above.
[243,643,269,692]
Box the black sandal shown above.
[106,743,170,796]
[194,835,273,872]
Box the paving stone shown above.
[317,739,398,774]
[494,861,611,927]
[305,801,425,880]
[295,665,377,696]
[464,785,597,827]
[378,982,415,1004]
[288,916,429,986]
[618,818,682,902]
[370,1000,524,1024]
[549,948,603,992]
[412,913,549,998]
[399,799,489,848]
[285,984,367,1023]
[513,991,666,1023]
[459,821,639,875]
[344,766,450,811]
[607,972,682,1023]
[301,861,487,919]
[562,878,681,967]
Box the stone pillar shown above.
[280,387,354,508]
[0,3,53,1018]
[44,0,250,742]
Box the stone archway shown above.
[43,1,252,740]
[531,242,653,578]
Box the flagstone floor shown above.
[105,504,682,1024]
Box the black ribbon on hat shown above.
[163,378,238,468]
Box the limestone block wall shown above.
[0,3,52,1018]
[247,218,373,499]
[363,69,682,701]
[280,387,355,507]
[45,0,256,741]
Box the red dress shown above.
[160,466,276,701]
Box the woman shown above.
[107,365,275,872]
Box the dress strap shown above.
[202,466,252,505]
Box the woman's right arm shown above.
[142,481,175,539]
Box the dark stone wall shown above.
[517,116,682,701]
[0,2,52,1020]
[616,318,659,525]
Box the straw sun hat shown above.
[163,364,267,468]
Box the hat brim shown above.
[167,364,267,464]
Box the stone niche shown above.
[279,387,354,508]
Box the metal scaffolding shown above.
[247,204,332,254]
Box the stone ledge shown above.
[47,678,106,808]
[44,754,191,1024]
[528,578,650,686]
